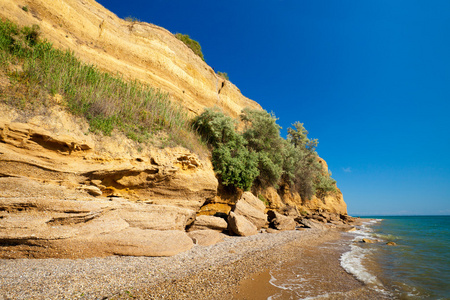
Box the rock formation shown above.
[227,212,258,237]
[0,105,217,258]
[267,210,296,231]
[0,0,261,119]
[231,192,268,229]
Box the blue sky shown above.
[96,0,450,216]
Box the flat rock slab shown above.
[188,215,228,232]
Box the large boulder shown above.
[298,219,328,230]
[227,212,258,237]
[232,192,267,229]
[187,230,224,246]
[267,210,296,231]
[188,215,228,232]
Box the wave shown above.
[339,219,392,296]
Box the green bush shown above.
[124,16,140,22]
[175,33,205,61]
[192,108,259,190]
[241,108,284,187]
[192,107,336,197]
[217,71,229,80]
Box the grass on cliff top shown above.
[0,18,205,153]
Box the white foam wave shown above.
[268,271,307,291]
[340,244,377,284]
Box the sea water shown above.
[267,216,450,299]
[347,216,450,299]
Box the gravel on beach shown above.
[0,228,359,299]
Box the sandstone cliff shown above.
[0,0,349,258]
[0,0,261,119]
[0,104,217,258]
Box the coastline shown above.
[0,226,385,299]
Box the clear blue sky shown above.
[96,0,450,216]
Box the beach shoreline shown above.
[0,226,384,299]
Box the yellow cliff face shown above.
[0,0,348,216]
[0,0,261,118]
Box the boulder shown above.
[227,212,258,237]
[279,205,300,217]
[362,238,376,243]
[386,241,397,246]
[311,214,327,223]
[298,219,327,230]
[187,230,224,246]
[188,215,228,232]
[267,210,296,231]
[232,192,267,229]
[266,228,280,234]
[79,185,103,196]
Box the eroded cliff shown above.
[0,0,261,119]
[0,0,349,258]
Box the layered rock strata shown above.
[0,107,217,258]
[0,0,261,119]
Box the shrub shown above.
[241,108,284,187]
[217,71,229,81]
[175,33,205,61]
[192,108,259,190]
[124,16,140,22]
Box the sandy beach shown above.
[0,227,387,299]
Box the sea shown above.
[266,216,450,299]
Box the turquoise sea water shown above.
[359,216,450,299]
[266,216,450,299]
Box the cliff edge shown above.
[0,0,261,118]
